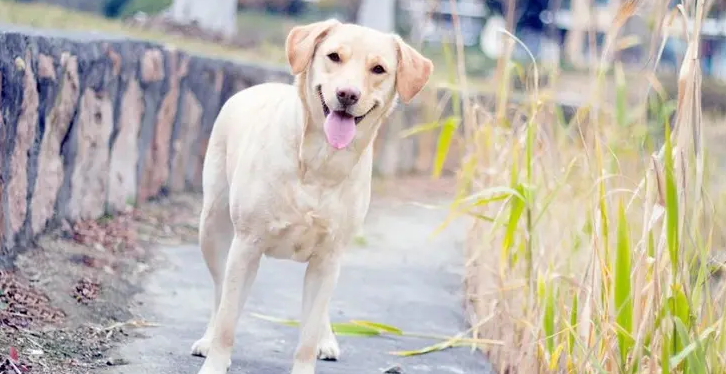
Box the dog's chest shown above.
[262,183,363,262]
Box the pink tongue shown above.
[323,112,356,149]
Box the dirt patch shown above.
[0,271,65,330]
[0,192,202,374]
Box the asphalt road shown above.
[100,196,494,374]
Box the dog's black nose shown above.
[336,87,360,107]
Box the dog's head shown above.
[285,19,433,150]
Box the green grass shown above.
[116,0,172,18]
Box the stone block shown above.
[0,72,4,250]
[37,53,56,80]
[107,78,144,211]
[6,51,39,246]
[0,34,27,255]
[135,48,166,201]
[184,59,225,190]
[141,49,164,83]
[169,90,202,192]
[31,54,80,233]
[65,88,113,221]
[137,51,188,201]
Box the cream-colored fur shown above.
[192,19,433,374]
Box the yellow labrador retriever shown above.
[192,19,433,374]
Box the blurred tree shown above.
[167,0,238,38]
[238,0,307,16]
[103,0,131,17]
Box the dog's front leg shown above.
[197,234,262,374]
[292,254,341,374]
[301,255,341,362]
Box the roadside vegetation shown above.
[425,0,726,372]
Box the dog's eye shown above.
[327,53,341,62]
[371,65,386,74]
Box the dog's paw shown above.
[191,338,212,357]
[291,362,316,374]
[196,368,226,374]
[317,334,340,361]
[196,366,229,374]
[196,357,232,374]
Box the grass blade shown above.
[614,200,634,367]
[663,117,679,274]
[543,282,556,355]
[432,116,459,179]
[350,320,403,335]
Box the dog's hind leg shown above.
[191,152,234,358]
[197,234,262,374]
[191,196,233,358]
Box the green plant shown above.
[103,0,131,18]
[118,0,171,18]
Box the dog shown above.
[191,18,433,374]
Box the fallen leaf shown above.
[389,341,451,357]
[329,322,382,337]
[351,320,403,335]
[250,313,382,336]
[249,313,300,327]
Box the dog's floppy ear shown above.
[393,35,434,104]
[286,19,341,75]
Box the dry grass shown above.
[419,0,726,372]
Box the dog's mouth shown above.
[317,86,375,125]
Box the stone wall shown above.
[0,30,458,263]
[6,29,718,265]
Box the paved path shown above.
[101,195,493,374]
